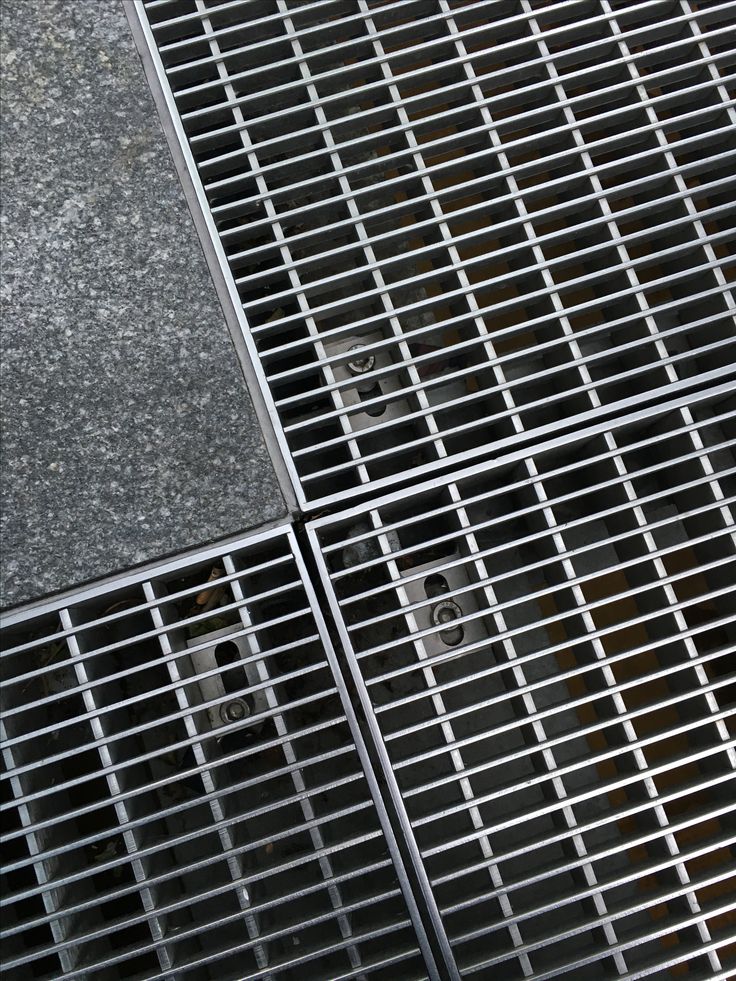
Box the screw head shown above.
[221,699,250,724]
[431,599,465,647]
[346,344,375,376]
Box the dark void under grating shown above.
[0,526,430,980]
[310,385,736,979]
[142,0,736,507]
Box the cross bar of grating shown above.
[133,0,736,509]
[308,384,736,980]
[0,525,438,980]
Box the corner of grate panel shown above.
[307,383,736,979]
[0,521,439,980]
[130,0,735,511]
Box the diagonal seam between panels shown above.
[130,0,736,511]
[0,522,440,980]
[3,253,730,978]
[6,2,735,979]
[307,385,736,980]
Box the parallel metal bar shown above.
[353,534,734,661]
[370,578,734,702]
[183,2,714,137]
[204,36,733,186]
[1,551,294,657]
[287,331,733,455]
[171,0,485,87]
[209,47,734,193]
[1,525,432,978]
[466,890,736,977]
[4,802,378,912]
[251,218,734,363]
[333,444,735,585]
[431,771,735,889]
[211,83,736,223]
[62,608,174,976]
[0,715,347,841]
[323,405,733,555]
[4,849,392,942]
[249,170,731,312]
[222,548,364,976]
[221,121,732,248]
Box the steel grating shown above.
[132,0,736,508]
[4,2,736,977]
[308,383,736,980]
[0,526,437,980]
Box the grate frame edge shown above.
[123,0,303,514]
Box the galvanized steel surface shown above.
[136,0,735,508]
[308,386,736,979]
[2,1,735,979]
[0,527,435,979]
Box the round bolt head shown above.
[431,599,462,626]
[346,344,376,376]
[221,699,249,724]
[431,599,465,647]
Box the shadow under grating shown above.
[309,384,736,979]
[0,526,431,980]
[138,0,736,507]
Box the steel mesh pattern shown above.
[0,528,432,980]
[309,386,736,979]
[141,0,735,506]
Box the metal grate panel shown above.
[308,383,736,979]
[0,527,435,980]
[135,0,736,507]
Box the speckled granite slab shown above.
[0,0,285,609]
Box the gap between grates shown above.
[3,2,735,978]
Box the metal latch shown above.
[401,555,489,656]
[186,625,269,736]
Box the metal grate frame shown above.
[308,382,736,979]
[131,0,736,508]
[3,2,735,977]
[0,525,437,980]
